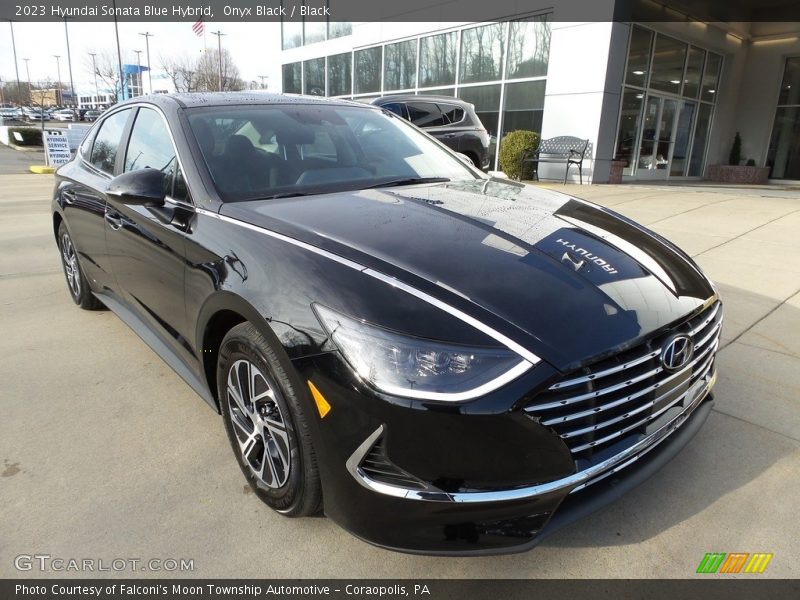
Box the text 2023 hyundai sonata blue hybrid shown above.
[52,92,721,554]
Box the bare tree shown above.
[84,50,122,103]
[195,48,245,92]
[161,48,244,92]
[160,53,201,93]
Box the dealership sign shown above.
[44,131,71,167]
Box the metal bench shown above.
[520,136,590,184]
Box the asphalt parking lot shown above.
[1,142,798,578]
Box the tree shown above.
[1,80,31,105]
[160,53,201,93]
[161,48,245,93]
[84,50,122,103]
[194,48,245,92]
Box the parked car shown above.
[52,109,76,122]
[0,107,23,121]
[83,110,102,122]
[52,93,721,555]
[23,107,47,121]
[372,95,492,170]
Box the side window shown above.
[439,104,464,124]
[381,102,409,120]
[406,102,447,128]
[79,129,97,161]
[125,108,176,177]
[124,107,185,200]
[90,109,131,174]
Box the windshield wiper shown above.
[363,177,450,189]
[257,192,312,200]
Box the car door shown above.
[60,107,133,292]
[104,106,195,365]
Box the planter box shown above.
[707,164,770,184]
[608,159,626,184]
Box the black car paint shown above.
[53,93,717,554]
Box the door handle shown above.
[104,212,123,231]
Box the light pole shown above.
[258,75,269,89]
[64,18,78,115]
[112,0,124,100]
[210,31,225,91]
[139,32,153,94]
[88,53,99,107]
[53,55,62,106]
[8,21,22,103]
[133,50,142,96]
[23,58,32,102]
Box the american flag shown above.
[192,19,204,37]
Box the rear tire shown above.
[57,222,103,310]
[217,322,322,517]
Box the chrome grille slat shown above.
[532,335,718,416]
[694,322,721,352]
[569,353,716,454]
[559,349,716,441]
[688,302,721,337]
[540,338,717,426]
[525,301,722,459]
[550,302,722,392]
[548,350,660,390]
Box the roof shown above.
[130,92,368,110]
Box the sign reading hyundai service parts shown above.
[44,131,71,167]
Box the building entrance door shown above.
[636,95,680,179]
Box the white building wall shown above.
[537,22,619,183]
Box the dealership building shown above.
[277,9,800,183]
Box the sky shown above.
[0,21,283,93]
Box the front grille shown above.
[525,301,722,463]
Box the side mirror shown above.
[107,168,167,206]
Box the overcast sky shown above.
[0,21,283,92]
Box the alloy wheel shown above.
[226,359,291,489]
[61,232,80,298]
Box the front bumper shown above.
[293,348,716,554]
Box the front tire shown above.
[217,322,322,517]
[57,222,102,310]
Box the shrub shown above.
[499,130,540,180]
[8,127,43,147]
[728,132,741,166]
[746,158,756,167]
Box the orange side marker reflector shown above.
[308,380,331,419]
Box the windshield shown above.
[186,103,479,202]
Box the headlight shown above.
[313,304,532,401]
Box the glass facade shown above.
[327,52,351,97]
[280,3,351,50]
[419,32,458,88]
[767,57,800,179]
[302,58,325,96]
[614,25,722,178]
[355,47,382,94]
[280,16,552,169]
[384,40,417,91]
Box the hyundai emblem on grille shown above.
[662,335,694,370]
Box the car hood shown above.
[221,178,715,371]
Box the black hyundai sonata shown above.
[52,93,721,554]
